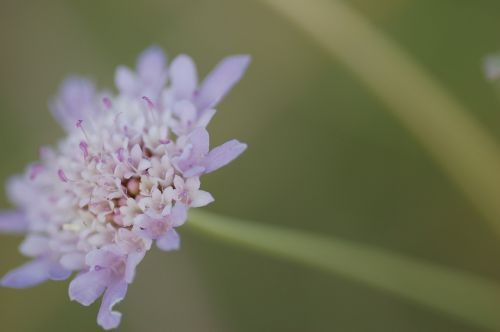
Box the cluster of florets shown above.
[0,47,249,329]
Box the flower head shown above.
[0,46,249,330]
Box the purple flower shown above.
[0,46,250,330]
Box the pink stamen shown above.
[142,96,155,110]
[58,169,69,182]
[29,164,44,181]
[160,139,171,145]
[75,120,90,141]
[79,141,89,159]
[142,96,158,122]
[102,97,112,109]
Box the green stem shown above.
[188,210,500,330]
[260,0,500,234]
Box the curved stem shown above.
[260,0,500,234]
[188,210,500,330]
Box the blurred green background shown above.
[2,0,500,331]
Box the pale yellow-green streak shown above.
[188,210,500,330]
[260,0,500,233]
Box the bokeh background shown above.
[2,0,500,331]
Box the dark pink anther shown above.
[160,139,171,145]
[58,169,69,182]
[102,97,112,110]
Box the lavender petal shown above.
[115,66,137,95]
[190,190,215,208]
[156,229,180,252]
[48,262,72,281]
[205,140,247,173]
[19,235,49,257]
[137,46,167,81]
[97,280,128,330]
[0,210,28,234]
[85,247,122,269]
[170,54,198,99]
[171,203,188,227]
[50,76,97,132]
[69,270,111,306]
[1,259,50,288]
[195,55,251,110]
[124,251,145,284]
